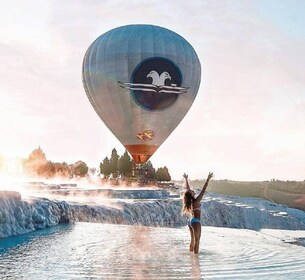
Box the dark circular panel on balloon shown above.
[131,58,182,111]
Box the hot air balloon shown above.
[82,24,201,164]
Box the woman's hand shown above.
[183,173,188,180]
[195,172,213,202]
[207,172,213,181]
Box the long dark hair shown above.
[182,190,195,215]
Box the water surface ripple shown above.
[0,223,304,279]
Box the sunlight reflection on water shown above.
[0,223,305,279]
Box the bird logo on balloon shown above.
[118,57,189,111]
[118,71,188,94]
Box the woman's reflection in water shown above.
[190,253,202,279]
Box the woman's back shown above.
[192,202,201,218]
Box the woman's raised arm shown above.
[194,172,213,203]
[183,173,191,190]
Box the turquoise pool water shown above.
[0,223,305,279]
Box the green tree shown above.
[155,166,171,181]
[89,167,97,176]
[100,157,111,178]
[110,148,119,177]
[59,162,70,177]
[118,150,132,177]
[145,160,156,179]
[73,161,89,177]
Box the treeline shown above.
[22,147,88,178]
[100,148,171,181]
[21,147,171,182]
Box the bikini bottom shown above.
[188,217,201,226]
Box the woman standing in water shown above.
[182,172,213,254]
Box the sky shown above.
[0,0,304,181]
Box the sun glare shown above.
[0,157,25,192]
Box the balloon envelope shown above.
[82,24,201,164]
